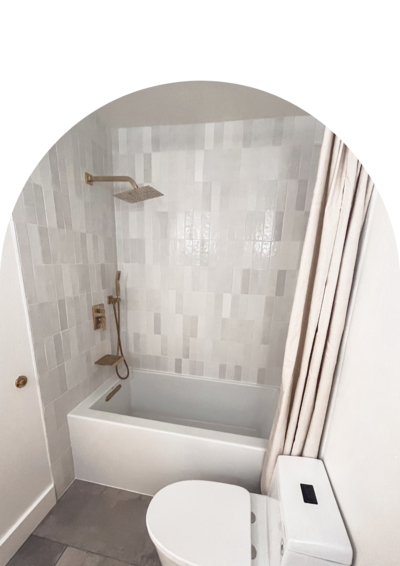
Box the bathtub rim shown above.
[69,371,274,450]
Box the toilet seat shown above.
[146,480,252,566]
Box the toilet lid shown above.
[146,481,252,566]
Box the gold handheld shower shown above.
[85,172,163,204]
[116,270,121,298]
[108,271,129,380]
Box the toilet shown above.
[146,456,353,566]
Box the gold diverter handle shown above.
[15,376,28,388]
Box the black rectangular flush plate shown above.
[300,483,318,504]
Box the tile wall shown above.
[12,114,118,497]
[112,116,324,386]
[10,112,324,497]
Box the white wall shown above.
[0,222,55,565]
[320,193,400,566]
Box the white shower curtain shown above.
[261,128,374,494]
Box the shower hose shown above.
[112,299,130,380]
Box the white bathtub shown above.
[68,370,279,495]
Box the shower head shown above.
[114,185,163,204]
[85,173,163,204]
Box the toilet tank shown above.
[267,456,353,566]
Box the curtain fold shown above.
[261,128,374,494]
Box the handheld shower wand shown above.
[108,271,129,380]
[116,270,121,298]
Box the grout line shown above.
[33,534,143,566]
[53,544,68,565]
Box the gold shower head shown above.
[114,186,163,203]
[85,173,163,204]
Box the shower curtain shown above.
[261,128,374,494]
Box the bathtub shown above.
[68,370,279,495]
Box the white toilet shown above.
[146,456,353,566]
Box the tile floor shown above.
[7,481,161,566]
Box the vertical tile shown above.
[242,120,253,148]
[33,340,48,376]
[273,210,284,241]
[110,116,318,390]
[219,363,227,379]
[272,117,284,146]
[38,226,52,263]
[154,312,161,335]
[295,180,308,211]
[234,365,242,381]
[275,270,287,296]
[44,335,57,370]
[257,368,266,385]
[241,269,250,294]
[54,333,64,365]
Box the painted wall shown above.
[112,116,324,385]
[12,114,118,497]
[0,222,55,566]
[320,193,400,565]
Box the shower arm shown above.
[85,172,139,190]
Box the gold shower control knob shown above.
[15,376,28,388]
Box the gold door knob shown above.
[15,375,28,388]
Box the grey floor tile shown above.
[34,481,160,566]
[6,535,66,566]
[56,546,132,566]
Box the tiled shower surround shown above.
[112,116,324,385]
[10,112,323,498]
[12,115,118,497]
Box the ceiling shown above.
[94,81,308,128]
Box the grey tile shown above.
[53,265,65,299]
[273,211,284,241]
[33,340,48,375]
[261,319,272,345]
[292,211,310,242]
[54,190,65,229]
[154,313,161,335]
[214,122,224,149]
[61,330,72,361]
[44,336,57,370]
[242,120,253,148]
[161,335,168,356]
[272,118,284,146]
[190,315,198,338]
[295,180,308,211]
[275,270,286,296]
[182,335,190,359]
[241,269,250,294]
[38,227,52,264]
[58,299,68,331]
[34,481,160,566]
[48,145,61,190]
[143,154,152,183]
[54,333,64,365]
[56,547,133,566]
[6,535,66,566]
[257,368,267,385]
[151,126,160,152]
[234,365,242,381]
